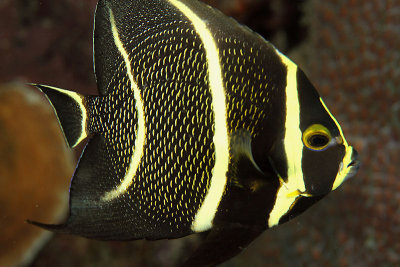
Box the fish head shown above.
[268,68,360,199]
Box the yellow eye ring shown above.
[302,124,332,150]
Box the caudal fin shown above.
[32,84,89,148]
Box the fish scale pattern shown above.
[111,13,215,234]
[219,36,283,137]
[87,62,137,182]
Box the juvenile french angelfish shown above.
[30,0,360,266]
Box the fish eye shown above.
[303,124,331,150]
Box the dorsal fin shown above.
[93,0,125,95]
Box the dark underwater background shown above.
[0,0,399,266]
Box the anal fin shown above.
[181,224,264,267]
[28,135,140,240]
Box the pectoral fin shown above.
[230,130,262,172]
[229,130,265,189]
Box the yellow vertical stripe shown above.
[268,50,305,227]
[167,0,230,232]
[102,8,146,201]
[268,181,299,227]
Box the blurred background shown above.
[0,0,399,266]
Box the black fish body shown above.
[31,0,359,265]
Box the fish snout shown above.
[347,148,360,170]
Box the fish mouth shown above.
[332,146,360,190]
[347,149,360,169]
[342,162,360,183]
[343,148,360,180]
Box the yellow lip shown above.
[286,190,301,197]
[286,190,313,198]
[332,146,359,190]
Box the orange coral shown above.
[0,83,74,266]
